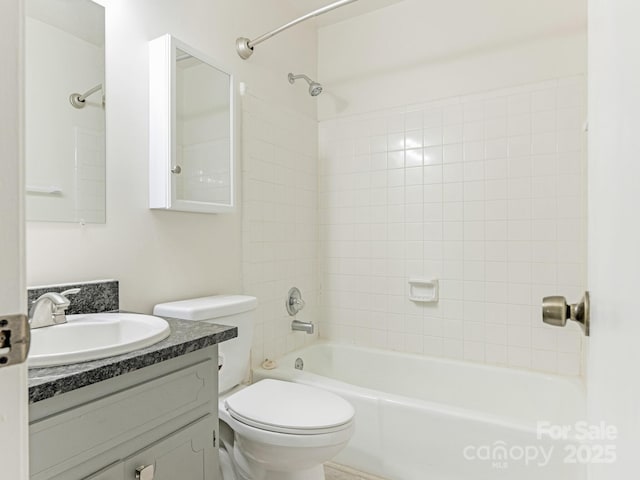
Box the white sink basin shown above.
[29,313,171,368]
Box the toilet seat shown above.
[224,379,355,435]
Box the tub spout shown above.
[292,319,314,334]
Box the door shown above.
[587,0,640,478]
[0,0,30,478]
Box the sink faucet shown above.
[29,288,81,329]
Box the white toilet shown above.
[153,295,355,480]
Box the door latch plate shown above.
[0,314,30,367]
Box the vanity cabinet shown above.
[29,346,220,480]
[84,417,216,480]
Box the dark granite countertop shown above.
[28,317,236,404]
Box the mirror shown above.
[25,0,106,223]
[149,35,234,213]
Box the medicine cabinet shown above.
[149,34,234,213]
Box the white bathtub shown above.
[254,342,587,480]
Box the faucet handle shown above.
[286,287,306,316]
[60,288,81,297]
[29,289,79,328]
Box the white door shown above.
[0,0,30,478]
[588,0,640,478]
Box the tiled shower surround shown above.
[318,77,587,375]
[242,94,319,367]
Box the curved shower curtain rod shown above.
[236,0,359,59]
[69,83,103,109]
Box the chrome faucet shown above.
[291,319,314,334]
[286,287,315,334]
[29,288,81,329]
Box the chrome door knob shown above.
[542,291,590,336]
[542,296,569,327]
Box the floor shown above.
[324,463,387,480]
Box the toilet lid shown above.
[225,379,354,435]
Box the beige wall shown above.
[317,0,587,119]
[26,0,318,313]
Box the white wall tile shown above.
[243,96,319,368]
[318,78,586,375]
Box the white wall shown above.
[242,94,319,367]
[587,0,640,476]
[26,0,318,313]
[317,0,588,374]
[318,0,586,119]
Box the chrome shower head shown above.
[288,73,323,97]
[309,82,323,97]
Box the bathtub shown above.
[254,342,587,480]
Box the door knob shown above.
[542,291,590,336]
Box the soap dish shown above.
[408,278,439,303]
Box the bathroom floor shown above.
[324,463,387,480]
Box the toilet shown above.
[153,295,355,480]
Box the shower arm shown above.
[236,0,359,59]
[288,73,313,85]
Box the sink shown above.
[28,313,171,368]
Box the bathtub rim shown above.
[253,340,587,440]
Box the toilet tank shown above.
[153,295,257,394]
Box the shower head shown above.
[288,73,323,97]
[309,82,323,97]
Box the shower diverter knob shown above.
[286,287,305,316]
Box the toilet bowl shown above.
[220,379,354,480]
[153,295,355,480]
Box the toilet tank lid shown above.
[153,295,257,321]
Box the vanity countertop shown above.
[27,317,236,404]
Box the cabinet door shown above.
[84,463,124,480]
[123,416,218,480]
[149,34,235,214]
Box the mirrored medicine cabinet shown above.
[149,34,235,214]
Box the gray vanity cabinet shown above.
[84,464,123,480]
[123,416,216,480]
[29,347,220,480]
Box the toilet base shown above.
[232,444,326,480]
[259,465,324,480]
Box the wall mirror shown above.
[25,0,106,224]
[149,34,235,214]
